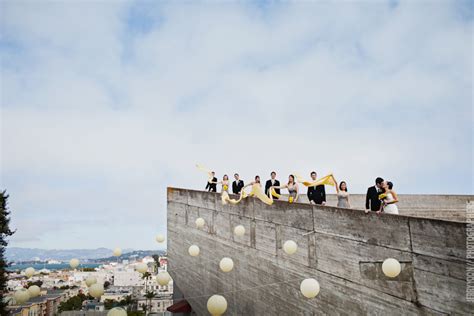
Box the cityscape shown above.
[4,248,175,315]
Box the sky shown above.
[0,0,472,250]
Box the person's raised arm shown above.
[242,181,254,189]
[333,176,339,194]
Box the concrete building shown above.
[113,269,142,287]
[7,290,65,316]
[167,188,473,315]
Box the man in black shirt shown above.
[265,171,280,199]
[205,171,217,192]
[307,171,326,205]
[365,177,384,213]
[232,173,244,194]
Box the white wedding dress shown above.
[383,193,399,214]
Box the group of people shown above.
[205,171,399,215]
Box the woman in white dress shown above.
[378,181,399,215]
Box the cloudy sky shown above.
[1,0,472,250]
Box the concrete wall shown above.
[324,194,470,222]
[167,188,473,315]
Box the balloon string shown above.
[171,277,306,301]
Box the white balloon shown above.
[157,271,171,286]
[69,258,80,269]
[156,234,165,243]
[300,278,320,298]
[234,225,245,237]
[283,240,298,255]
[207,295,227,316]
[188,245,200,257]
[382,258,401,278]
[195,217,206,228]
[27,285,41,298]
[89,283,104,298]
[135,262,148,274]
[107,307,127,316]
[14,289,30,304]
[85,276,97,287]
[24,267,35,278]
[219,257,234,272]
[113,248,122,257]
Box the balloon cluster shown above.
[185,215,403,315]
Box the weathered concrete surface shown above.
[167,188,473,315]
[321,194,470,222]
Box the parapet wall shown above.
[167,188,473,315]
[323,194,470,222]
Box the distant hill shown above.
[5,247,165,262]
[89,249,167,263]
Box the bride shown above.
[377,181,399,215]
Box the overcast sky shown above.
[1,0,472,250]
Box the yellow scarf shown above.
[270,187,281,199]
[221,191,246,205]
[249,184,274,205]
[196,164,214,183]
[295,173,336,187]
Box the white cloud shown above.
[1,1,472,249]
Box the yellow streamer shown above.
[221,191,245,205]
[196,164,213,183]
[248,184,273,205]
[271,187,281,199]
[295,173,336,187]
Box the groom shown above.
[365,177,384,213]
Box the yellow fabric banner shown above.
[271,187,281,199]
[249,184,274,205]
[295,173,336,187]
[221,191,245,205]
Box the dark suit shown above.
[265,179,280,199]
[232,180,244,194]
[205,177,217,192]
[366,186,381,211]
[307,185,326,204]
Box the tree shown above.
[104,281,111,289]
[104,299,116,310]
[58,293,87,312]
[152,255,160,270]
[0,191,14,315]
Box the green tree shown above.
[58,293,88,312]
[104,281,111,289]
[152,255,160,270]
[118,295,133,306]
[0,191,15,315]
[103,299,116,310]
